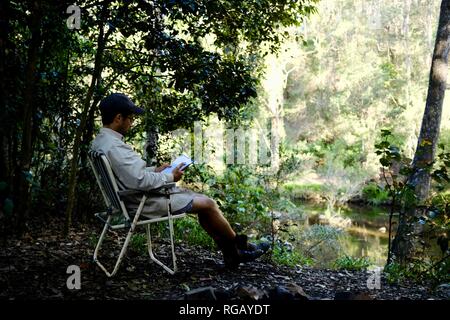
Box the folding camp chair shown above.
[88,150,186,276]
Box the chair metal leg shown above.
[93,215,128,277]
[146,218,177,275]
[168,213,178,272]
[93,197,146,277]
[93,195,185,277]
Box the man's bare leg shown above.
[191,195,236,243]
[189,194,270,268]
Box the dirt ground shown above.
[0,217,447,301]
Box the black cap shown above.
[99,93,144,115]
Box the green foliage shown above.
[173,216,216,249]
[376,130,450,277]
[283,182,324,200]
[272,197,303,217]
[275,142,306,183]
[431,146,450,189]
[88,233,99,249]
[205,165,271,228]
[384,262,413,284]
[361,183,390,206]
[271,243,313,267]
[129,233,147,255]
[384,260,450,285]
[165,0,319,52]
[375,129,403,169]
[316,140,368,214]
[334,255,372,271]
[296,225,344,267]
[374,129,416,204]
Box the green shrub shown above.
[334,255,372,271]
[285,224,344,268]
[131,218,216,254]
[88,233,99,248]
[283,182,324,200]
[384,260,450,285]
[361,183,389,205]
[271,243,313,267]
[186,164,271,231]
[129,233,147,254]
[173,216,216,249]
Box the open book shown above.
[161,154,195,174]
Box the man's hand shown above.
[155,163,170,173]
[172,163,185,182]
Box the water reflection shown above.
[293,201,391,267]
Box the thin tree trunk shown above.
[145,128,159,166]
[64,1,112,235]
[403,0,411,107]
[426,1,435,68]
[78,95,101,223]
[0,0,9,183]
[14,0,42,234]
[391,0,450,264]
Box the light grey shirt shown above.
[91,127,174,191]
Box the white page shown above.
[161,154,194,174]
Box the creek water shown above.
[290,201,391,267]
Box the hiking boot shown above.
[235,234,270,253]
[219,234,270,269]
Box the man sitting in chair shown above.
[91,93,269,269]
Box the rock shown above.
[308,214,320,225]
[435,284,450,299]
[271,211,283,219]
[184,287,217,300]
[329,216,352,228]
[235,285,267,301]
[378,227,387,233]
[285,283,311,300]
[214,288,233,300]
[334,291,374,300]
[268,283,310,300]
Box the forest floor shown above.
[0,217,448,301]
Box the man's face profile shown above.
[115,113,134,135]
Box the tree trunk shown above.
[403,0,411,107]
[64,1,112,235]
[0,0,9,183]
[14,0,42,234]
[145,128,159,166]
[426,1,435,68]
[78,95,101,223]
[391,0,450,264]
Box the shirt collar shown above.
[100,127,124,141]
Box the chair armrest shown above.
[150,182,176,191]
[117,190,143,197]
[117,183,177,199]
